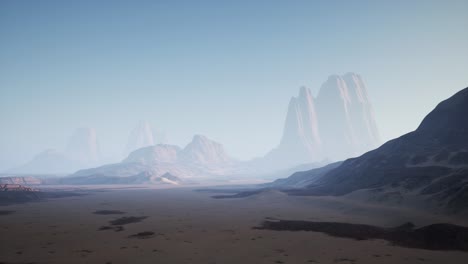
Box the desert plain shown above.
[1,186,467,264]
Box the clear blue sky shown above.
[1,0,467,170]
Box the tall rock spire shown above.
[262,73,380,170]
[261,86,324,170]
[316,73,380,160]
[279,87,322,162]
[65,127,100,164]
[124,121,155,156]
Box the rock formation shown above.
[0,176,42,185]
[263,73,380,169]
[316,73,380,160]
[124,121,155,156]
[179,135,231,166]
[64,135,235,184]
[278,86,468,214]
[124,144,180,164]
[65,127,100,164]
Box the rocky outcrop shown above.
[122,135,232,167]
[262,73,380,170]
[0,176,42,185]
[316,73,380,160]
[179,135,231,166]
[64,135,235,185]
[124,144,180,164]
[264,87,323,167]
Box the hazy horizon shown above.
[1,0,468,170]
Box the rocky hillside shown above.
[287,87,468,213]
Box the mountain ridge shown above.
[276,86,468,214]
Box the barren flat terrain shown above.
[1,187,467,264]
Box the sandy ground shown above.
[1,187,467,264]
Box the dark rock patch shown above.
[93,210,126,215]
[0,190,41,205]
[212,189,263,199]
[76,249,93,253]
[0,210,15,215]
[109,216,147,225]
[256,219,468,251]
[98,225,124,232]
[0,190,87,206]
[128,231,155,239]
[334,258,356,263]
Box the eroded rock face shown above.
[123,135,232,167]
[263,73,380,169]
[316,73,380,160]
[179,135,231,166]
[124,145,181,164]
[276,87,322,163]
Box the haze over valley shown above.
[1,1,467,264]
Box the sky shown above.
[1,0,467,170]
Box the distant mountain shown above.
[60,167,184,185]
[62,135,235,184]
[264,87,323,168]
[124,121,155,156]
[179,135,231,166]
[279,87,468,213]
[65,127,101,164]
[10,128,102,174]
[123,144,180,164]
[316,73,380,160]
[261,73,380,170]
